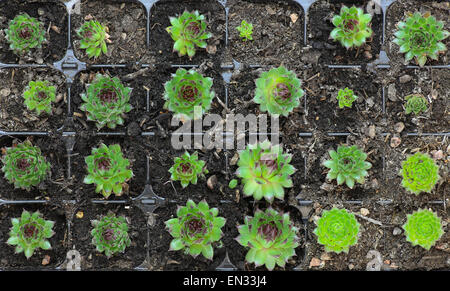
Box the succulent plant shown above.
[236,140,295,203]
[236,208,299,271]
[400,152,440,195]
[336,87,358,109]
[402,209,444,250]
[169,151,208,188]
[330,5,373,49]
[165,199,226,260]
[22,80,56,115]
[83,144,133,198]
[163,68,215,120]
[404,94,428,115]
[79,74,132,130]
[76,20,109,58]
[228,179,238,189]
[1,140,50,190]
[236,20,253,41]
[393,12,450,67]
[91,212,131,258]
[166,10,212,59]
[323,145,372,189]
[313,208,360,254]
[7,210,54,259]
[254,66,304,117]
[5,13,46,54]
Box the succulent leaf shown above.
[76,20,109,58]
[236,141,295,203]
[402,209,444,250]
[236,20,253,41]
[236,208,299,270]
[1,140,50,190]
[336,87,358,109]
[22,80,56,115]
[404,94,428,115]
[79,74,133,130]
[330,6,373,49]
[165,199,225,260]
[91,212,131,258]
[313,208,360,253]
[7,210,54,259]
[5,13,46,54]
[83,143,133,198]
[400,152,439,195]
[393,12,449,66]
[254,66,304,117]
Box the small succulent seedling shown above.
[323,145,372,189]
[165,199,226,260]
[236,208,299,271]
[166,10,212,59]
[236,140,295,203]
[79,74,132,129]
[1,140,50,190]
[404,94,428,115]
[336,87,358,109]
[76,20,109,58]
[403,209,444,250]
[91,212,131,258]
[84,144,133,198]
[22,80,56,115]
[169,151,207,188]
[163,68,215,120]
[5,13,46,54]
[314,208,360,254]
[400,152,439,195]
[7,210,54,259]
[228,179,238,189]
[254,66,304,116]
[393,12,449,67]
[330,6,373,49]
[236,20,253,41]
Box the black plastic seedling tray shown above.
[0,0,448,271]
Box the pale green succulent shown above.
[403,209,444,250]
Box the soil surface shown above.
[71,0,147,64]
[0,67,67,132]
[228,0,305,65]
[0,0,68,64]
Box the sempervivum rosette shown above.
[402,209,444,250]
[91,212,131,257]
[169,151,208,188]
[400,152,440,195]
[5,13,46,54]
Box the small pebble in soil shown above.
[207,175,217,190]
[42,255,50,265]
[320,253,331,261]
[387,84,397,102]
[431,150,444,160]
[360,208,370,216]
[368,125,376,138]
[309,257,322,268]
[390,136,401,148]
[394,122,405,133]
[348,264,355,270]
[320,182,334,192]
[393,227,402,236]
[76,211,84,219]
[399,75,412,83]
[0,88,11,97]
[230,152,239,166]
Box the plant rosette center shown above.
[169,151,207,188]
[400,152,439,195]
[6,13,46,54]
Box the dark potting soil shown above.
[0,203,67,270]
[228,0,305,65]
[149,0,226,66]
[71,202,147,270]
[0,135,70,201]
[386,68,450,133]
[70,134,147,201]
[71,0,147,64]
[0,0,68,64]
[70,67,148,133]
[307,0,383,65]
[0,67,67,132]
[385,0,450,67]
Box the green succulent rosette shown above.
[5,13,46,54]
[1,140,50,190]
[393,12,450,67]
[330,5,373,49]
[166,10,212,59]
[83,143,133,198]
[91,212,131,258]
[165,199,226,260]
[80,74,132,130]
[336,87,358,109]
[236,208,299,271]
[163,68,215,120]
[314,208,360,254]
[169,151,208,188]
[22,80,57,115]
[400,152,440,195]
[404,94,428,115]
[403,209,444,250]
[76,20,109,58]
[254,66,304,117]
[7,210,54,259]
[323,145,372,189]
[236,20,253,41]
[236,140,295,203]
